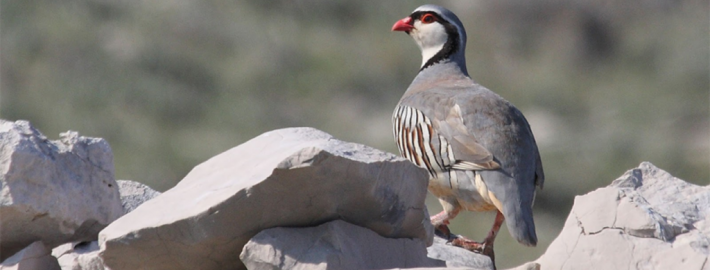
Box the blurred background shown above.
[2,0,708,267]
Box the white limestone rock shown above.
[0,241,60,270]
[116,180,161,214]
[46,180,156,270]
[426,235,495,269]
[0,120,123,261]
[240,219,443,270]
[99,127,432,270]
[52,242,104,270]
[536,162,710,270]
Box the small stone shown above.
[116,180,161,214]
[0,241,60,270]
[240,220,443,270]
[426,235,494,269]
[53,241,105,270]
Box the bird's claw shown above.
[450,237,496,266]
[434,224,453,240]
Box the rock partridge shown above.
[391,4,544,262]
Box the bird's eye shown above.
[421,14,435,24]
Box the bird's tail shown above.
[504,202,537,246]
[479,170,538,246]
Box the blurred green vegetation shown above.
[2,0,708,268]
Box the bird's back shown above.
[395,78,544,246]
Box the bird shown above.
[390,4,544,263]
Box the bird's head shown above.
[392,5,468,73]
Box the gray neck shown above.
[447,50,468,76]
[414,54,469,84]
[402,57,472,99]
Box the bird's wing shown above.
[431,102,500,171]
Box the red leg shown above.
[482,210,505,245]
[430,210,451,226]
[430,210,453,238]
[430,207,462,240]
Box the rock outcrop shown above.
[3,119,707,270]
[99,127,432,270]
[0,120,123,261]
[536,162,709,270]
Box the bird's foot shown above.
[431,211,455,240]
[451,237,495,266]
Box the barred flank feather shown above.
[393,105,452,179]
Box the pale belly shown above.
[427,170,500,212]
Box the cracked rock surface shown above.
[99,127,432,270]
[536,162,709,270]
[0,120,123,261]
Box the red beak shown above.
[391,17,414,32]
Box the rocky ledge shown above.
[536,162,709,269]
[0,119,707,270]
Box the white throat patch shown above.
[411,20,448,68]
[421,44,444,67]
